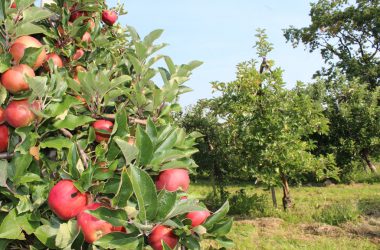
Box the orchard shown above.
[0,1,232,249]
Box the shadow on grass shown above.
[358,198,380,218]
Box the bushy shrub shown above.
[313,202,360,225]
[204,189,272,218]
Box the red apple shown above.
[155,169,190,192]
[81,32,91,43]
[102,10,118,26]
[77,203,126,243]
[10,2,16,8]
[186,210,211,227]
[148,225,178,250]
[0,125,9,153]
[93,120,113,143]
[0,108,5,124]
[70,11,86,22]
[1,64,35,94]
[48,180,87,220]
[73,49,84,60]
[45,53,63,68]
[9,36,46,69]
[4,99,39,128]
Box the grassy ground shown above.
[189,182,380,250]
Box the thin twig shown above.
[59,128,89,169]
[0,152,14,160]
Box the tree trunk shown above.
[362,153,377,173]
[270,186,278,208]
[280,174,292,210]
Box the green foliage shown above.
[0,0,232,249]
[284,0,380,88]
[313,202,360,226]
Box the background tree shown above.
[306,77,380,173]
[206,30,336,210]
[284,0,380,175]
[284,0,380,89]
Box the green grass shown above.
[192,182,380,250]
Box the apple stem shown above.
[60,128,89,169]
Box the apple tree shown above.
[210,30,337,209]
[0,0,233,249]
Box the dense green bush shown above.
[313,203,360,225]
[204,189,272,218]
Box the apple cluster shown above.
[0,2,118,155]
[47,169,210,249]
[0,2,220,249]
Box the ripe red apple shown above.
[4,99,39,128]
[10,2,16,8]
[73,49,84,60]
[48,180,87,220]
[93,120,113,143]
[155,169,190,192]
[0,125,9,153]
[186,210,211,227]
[102,10,118,26]
[9,36,46,69]
[81,32,91,43]
[77,203,126,243]
[148,225,178,250]
[45,53,63,68]
[70,11,86,22]
[0,108,5,124]
[1,64,35,94]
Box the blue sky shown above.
[109,1,322,106]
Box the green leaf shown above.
[0,53,11,73]
[87,207,128,227]
[13,153,33,185]
[0,210,38,239]
[94,233,139,249]
[19,46,44,67]
[165,199,206,219]
[0,85,7,105]
[15,22,47,37]
[156,191,176,220]
[45,95,82,117]
[0,160,8,187]
[128,165,158,222]
[55,220,80,249]
[209,218,233,236]
[26,75,48,98]
[155,130,177,152]
[182,236,201,250]
[40,137,73,150]
[112,170,133,208]
[215,236,235,248]
[21,7,52,24]
[114,137,138,165]
[53,115,95,130]
[143,29,164,46]
[136,126,154,165]
[203,201,229,230]
[34,224,59,249]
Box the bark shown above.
[280,174,292,210]
[361,151,377,173]
[270,186,278,208]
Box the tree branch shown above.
[0,152,14,160]
[59,128,89,169]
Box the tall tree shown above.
[210,30,336,209]
[284,0,380,89]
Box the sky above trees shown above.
[110,1,323,106]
